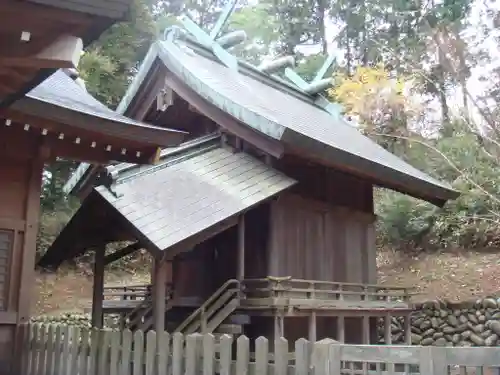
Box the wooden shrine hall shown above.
[40,6,460,351]
[0,1,186,373]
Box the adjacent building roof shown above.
[10,70,185,147]
[39,135,296,268]
[28,0,133,19]
[0,0,135,107]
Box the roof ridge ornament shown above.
[175,0,240,71]
[283,53,344,117]
[258,56,295,74]
[164,0,343,115]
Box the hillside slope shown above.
[33,248,500,315]
[378,247,500,302]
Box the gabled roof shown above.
[39,135,296,268]
[126,38,458,206]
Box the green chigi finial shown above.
[177,0,240,71]
[171,0,343,117]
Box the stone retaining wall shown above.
[380,298,500,346]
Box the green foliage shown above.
[79,0,156,109]
[377,121,500,250]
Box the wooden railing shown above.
[241,277,416,307]
[20,323,500,375]
[175,279,241,334]
[103,283,152,301]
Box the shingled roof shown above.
[6,70,185,148]
[158,39,457,205]
[39,135,296,268]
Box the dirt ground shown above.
[377,247,500,302]
[34,247,500,315]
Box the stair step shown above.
[215,324,243,334]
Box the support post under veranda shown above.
[153,255,168,334]
[91,245,105,328]
[274,310,285,340]
[237,214,245,281]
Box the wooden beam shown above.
[0,1,92,25]
[237,215,245,281]
[164,72,285,159]
[337,316,345,343]
[274,313,284,339]
[17,145,45,323]
[0,122,158,165]
[104,242,141,265]
[133,65,166,120]
[91,245,105,328]
[0,35,83,69]
[308,313,317,342]
[164,216,238,260]
[362,315,370,344]
[153,257,168,334]
[404,314,411,344]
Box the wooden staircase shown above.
[174,279,242,334]
[120,279,248,336]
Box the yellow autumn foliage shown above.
[327,65,419,129]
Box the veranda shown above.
[21,323,500,375]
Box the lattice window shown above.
[0,230,12,311]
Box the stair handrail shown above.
[124,298,152,327]
[175,279,241,333]
[124,284,173,330]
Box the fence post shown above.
[236,336,250,375]
[419,346,448,375]
[295,338,310,375]
[202,334,215,375]
[185,333,202,375]
[275,337,288,375]
[312,339,339,375]
[219,335,233,375]
[255,337,269,375]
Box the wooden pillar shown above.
[337,315,345,343]
[274,313,284,339]
[150,257,155,285]
[362,315,370,344]
[17,153,45,322]
[308,312,317,342]
[91,245,105,328]
[12,149,45,375]
[404,314,411,345]
[385,313,395,373]
[384,313,392,345]
[237,214,245,280]
[153,257,168,333]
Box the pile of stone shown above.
[379,298,500,346]
[30,313,92,329]
[30,313,121,329]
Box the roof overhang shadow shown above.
[37,191,150,270]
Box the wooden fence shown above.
[20,323,500,375]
